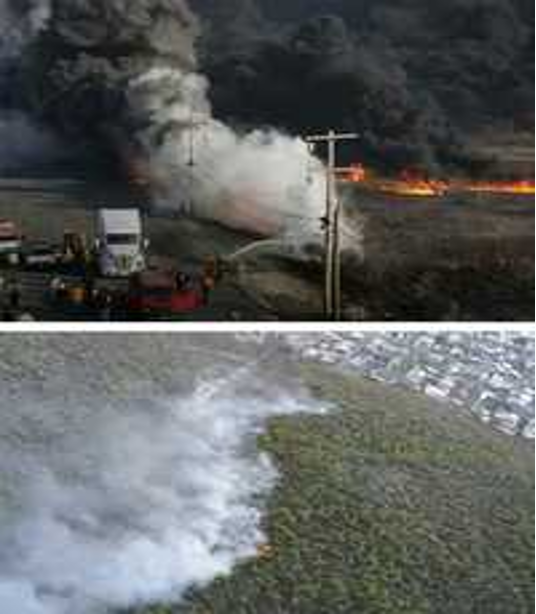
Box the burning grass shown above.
[339,165,535,198]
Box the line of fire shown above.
[339,164,535,198]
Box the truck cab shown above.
[0,219,23,265]
[96,209,147,277]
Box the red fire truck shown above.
[127,269,204,315]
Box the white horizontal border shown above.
[0,322,533,334]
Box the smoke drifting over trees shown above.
[193,0,535,171]
[0,335,322,614]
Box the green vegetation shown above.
[140,365,534,614]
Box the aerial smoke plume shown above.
[5,0,326,237]
[0,335,322,614]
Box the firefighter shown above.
[83,273,97,309]
[7,278,21,310]
[98,290,113,321]
[175,271,190,291]
[50,277,67,302]
[201,256,219,304]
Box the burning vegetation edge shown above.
[133,362,534,614]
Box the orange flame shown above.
[376,170,448,197]
[346,163,367,183]
[463,179,535,196]
[339,162,535,198]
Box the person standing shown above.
[8,278,21,310]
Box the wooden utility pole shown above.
[305,131,359,320]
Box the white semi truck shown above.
[96,209,147,277]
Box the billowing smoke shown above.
[2,0,533,214]
[5,0,327,238]
[194,0,535,173]
[0,336,323,614]
[127,65,325,236]
[0,110,63,172]
[0,0,50,60]
[0,2,65,173]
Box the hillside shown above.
[154,364,535,614]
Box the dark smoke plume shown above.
[3,0,328,237]
[2,0,531,233]
[0,110,64,172]
[22,0,198,169]
[194,0,535,172]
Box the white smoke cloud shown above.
[0,361,323,614]
[129,66,327,239]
